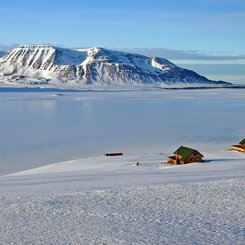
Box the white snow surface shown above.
[1,152,245,244]
[0,89,245,244]
[0,45,226,88]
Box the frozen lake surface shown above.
[0,88,244,175]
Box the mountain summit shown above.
[0,45,229,88]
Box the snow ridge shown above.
[0,45,229,88]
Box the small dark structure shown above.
[167,146,204,164]
[104,152,123,157]
[230,138,245,152]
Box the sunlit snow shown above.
[0,88,244,244]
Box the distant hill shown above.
[0,45,231,88]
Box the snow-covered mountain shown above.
[0,45,230,88]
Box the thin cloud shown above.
[0,43,18,51]
[201,0,244,3]
[1,45,244,63]
[0,11,82,19]
[220,12,245,20]
[117,48,245,61]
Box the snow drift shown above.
[0,45,230,88]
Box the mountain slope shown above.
[0,45,230,88]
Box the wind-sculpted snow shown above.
[0,45,229,88]
[0,179,244,244]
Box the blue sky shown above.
[1,0,245,83]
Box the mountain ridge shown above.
[0,45,231,88]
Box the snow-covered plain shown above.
[0,88,245,244]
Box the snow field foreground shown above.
[0,179,244,244]
[0,150,245,244]
[2,150,245,194]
